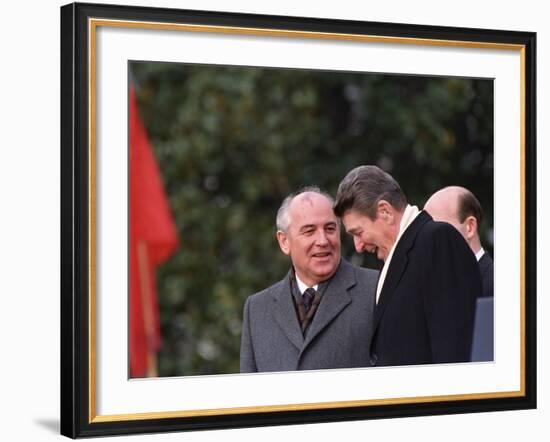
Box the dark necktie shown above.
[298,287,320,334]
[302,288,316,313]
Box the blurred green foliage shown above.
[131,61,493,377]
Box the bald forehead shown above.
[290,192,332,212]
[440,186,466,200]
[287,192,336,226]
[425,187,464,222]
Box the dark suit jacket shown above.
[240,259,378,372]
[370,211,481,367]
[478,252,494,297]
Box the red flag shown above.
[129,86,179,377]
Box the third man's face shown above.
[277,192,341,287]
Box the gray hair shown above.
[276,186,335,232]
[333,165,407,219]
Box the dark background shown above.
[131,61,493,377]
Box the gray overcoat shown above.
[240,259,378,372]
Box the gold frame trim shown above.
[90,18,525,50]
[88,18,97,423]
[87,18,528,424]
[91,390,523,423]
[520,47,527,395]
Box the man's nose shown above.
[315,230,329,245]
[354,236,364,252]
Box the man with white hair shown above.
[240,186,378,372]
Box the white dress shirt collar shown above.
[295,274,318,295]
[475,247,486,262]
[375,204,421,303]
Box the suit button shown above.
[370,354,378,366]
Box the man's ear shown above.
[377,200,393,224]
[464,215,478,240]
[277,230,291,255]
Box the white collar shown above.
[475,247,486,261]
[295,274,318,294]
[375,204,421,303]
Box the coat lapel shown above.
[478,252,492,277]
[271,274,304,351]
[301,260,354,352]
[372,211,431,332]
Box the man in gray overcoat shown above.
[240,187,378,373]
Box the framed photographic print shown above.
[60,1,536,438]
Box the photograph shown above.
[59,2,536,438]
[129,61,495,378]
[3,0,549,441]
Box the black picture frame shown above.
[61,2,537,438]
